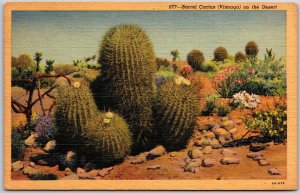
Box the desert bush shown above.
[45,59,55,74]
[214,46,228,62]
[235,51,246,63]
[55,81,98,150]
[155,81,199,151]
[245,109,287,142]
[156,58,170,70]
[187,50,205,70]
[11,128,26,162]
[53,64,77,75]
[202,93,220,115]
[83,112,132,165]
[245,41,259,57]
[232,91,260,109]
[215,105,229,117]
[33,115,57,145]
[198,61,216,72]
[14,54,35,72]
[156,69,175,86]
[95,24,156,153]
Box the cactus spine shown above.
[95,24,156,153]
[155,81,199,151]
[83,112,132,165]
[55,81,98,149]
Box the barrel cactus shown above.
[214,46,228,62]
[235,51,246,63]
[95,24,156,153]
[83,112,132,165]
[245,41,259,57]
[187,50,205,70]
[155,80,199,151]
[55,81,98,150]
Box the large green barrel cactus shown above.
[55,81,98,150]
[95,24,157,153]
[155,81,199,151]
[83,112,132,165]
[187,49,205,70]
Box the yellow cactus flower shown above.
[72,81,81,88]
[105,112,114,119]
[103,118,111,124]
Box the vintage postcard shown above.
[4,2,298,190]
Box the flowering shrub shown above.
[34,115,57,144]
[180,65,193,78]
[245,109,287,142]
[233,91,260,109]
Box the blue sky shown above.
[12,11,286,64]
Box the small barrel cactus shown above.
[55,81,98,150]
[214,46,228,62]
[235,51,246,63]
[187,50,205,70]
[245,41,259,57]
[83,112,132,165]
[154,81,199,151]
[94,24,157,153]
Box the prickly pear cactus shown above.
[83,112,132,165]
[55,81,98,149]
[95,24,157,153]
[155,80,199,151]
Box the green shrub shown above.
[214,46,228,62]
[83,112,132,165]
[215,105,229,117]
[245,109,287,142]
[55,81,98,150]
[53,64,77,75]
[45,59,55,74]
[187,50,205,70]
[14,54,35,72]
[156,58,170,70]
[155,81,199,151]
[11,129,26,162]
[202,93,220,115]
[95,24,156,153]
[11,68,34,91]
[39,77,56,89]
[235,51,246,63]
[245,41,259,57]
[199,61,216,72]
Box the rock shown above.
[253,155,265,161]
[23,166,44,177]
[84,162,96,172]
[221,120,234,131]
[184,161,201,173]
[229,128,238,134]
[202,158,216,167]
[250,143,268,152]
[64,168,72,176]
[235,119,243,125]
[24,133,38,147]
[214,128,230,138]
[131,157,146,164]
[44,140,56,152]
[12,161,24,172]
[78,169,98,179]
[30,153,58,166]
[247,152,263,159]
[210,138,222,149]
[170,152,177,157]
[188,148,202,159]
[60,174,79,180]
[147,146,166,160]
[268,168,281,175]
[98,167,113,177]
[204,131,215,139]
[211,124,220,131]
[221,117,229,121]
[221,149,237,156]
[60,151,77,171]
[218,136,227,145]
[147,165,161,170]
[76,167,85,175]
[258,159,270,166]
[194,138,210,147]
[203,146,212,154]
[221,157,240,165]
[29,162,35,168]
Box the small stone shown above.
[147,145,166,160]
[30,153,58,166]
[60,174,79,180]
[258,159,270,166]
[211,124,220,132]
[60,151,77,171]
[221,149,237,156]
[194,138,210,147]
[210,138,222,149]
[184,161,201,173]
[76,167,85,175]
[247,152,263,159]
[253,155,265,161]
[78,169,98,179]
[170,152,177,157]
[250,143,268,152]
[268,168,281,175]
[147,165,161,170]
[229,128,238,134]
[203,146,212,154]
[221,157,240,165]
[214,128,230,138]
[29,162,35,168]
[23,166,43,177]
[64,168,72,176]
[204,132,215,139]
[12,161,24,172]
[188,148,203,159]
[44,140,56,152]
[221,120,234,131]
[218,136,227,145]
[221,117,229,121]
[236,119,243,125]
[24,133,38,147]
[202,158,216,167]
[131,157,146,164]
[98,167,113,177]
